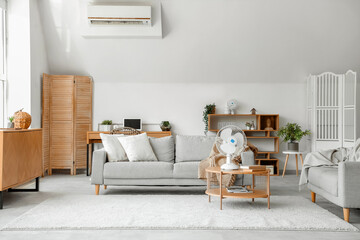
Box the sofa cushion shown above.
[149,136,175,162]
[117,133,158,162]
[100,133,128,162]
[104,162,173,179]
[308,167,338,196]
[173,162,199,178]
[175,135,215,162]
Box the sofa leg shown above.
[95,184,100,195]
[104,185,107,190]
[343,208,350,222]
[311,191,316,203]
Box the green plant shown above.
[277,123,311,142]
[8,116,14,122]
[203,103,216,134]
[245,122,252,127]
[162,121,170,127]
[101,120,113,125]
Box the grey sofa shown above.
[91,135,255,195]
[307,162,360,222]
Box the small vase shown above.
[288,142,299,152]
[246,126,251,130]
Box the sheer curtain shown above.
[0,0,6,128]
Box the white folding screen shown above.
[307,70,357,151]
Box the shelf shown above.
[208,129,277,132]
[247,136,279,139]
[206,188,268,199]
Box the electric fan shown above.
[215,125,247,170]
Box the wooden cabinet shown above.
[0,129,42,191]
[42,74,92,175]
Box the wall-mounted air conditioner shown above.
[88,5,151,26]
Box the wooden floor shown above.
[0,171,359,240]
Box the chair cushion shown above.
[104,162,173,179]
[149,136,175,162]
[173,162,200,178]
[308,167,338,196]
[175,135,215,162]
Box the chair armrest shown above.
[91,148,107,185]
[241,150,255,166]
[338,161,360,208]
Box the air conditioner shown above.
[88,5,151,26]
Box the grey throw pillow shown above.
[149,136,175,162]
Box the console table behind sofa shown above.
[86,131,171,176]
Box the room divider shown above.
[42,74,93,175]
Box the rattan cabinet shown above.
[42,74,92,175]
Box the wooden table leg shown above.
[300,154,304,166]
[207,171,211,203]
[220,172,222,210]
[267,171,270,209]
[252,174,255,202]
[282,154,289,178]
[295,154,299,176]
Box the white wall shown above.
[6,0,48,128]
[30,0,49,128]
[37,0,360,170]
[7,0,31,117]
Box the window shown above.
[0,1,6,128]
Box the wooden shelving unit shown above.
[208,114,280,176]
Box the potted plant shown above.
[7,116,14,128]
[278,123,311,151]
[203,103,216,135]
[160,121,171,131]
[98,120,113,131]
[245,122,251,130]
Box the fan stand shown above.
[221,154,239,170]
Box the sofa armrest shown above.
[338,161,360,208]
[241,150,255,166]
[91,148,107,185]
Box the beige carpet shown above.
[1,195,357,231]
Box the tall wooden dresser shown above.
[0,129,42,209]
[42,74,93,175]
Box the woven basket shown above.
[110,127,141,135]
[13,109,32,129]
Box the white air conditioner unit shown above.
[88,5,151,26]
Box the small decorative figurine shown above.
[264,117,274,130]
[250,108,257,115]
[250,121,256,130]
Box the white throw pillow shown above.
[100,133,128,162]
[118,133,158,162]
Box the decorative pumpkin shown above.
[13,109,31,129]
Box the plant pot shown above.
[7,122,14,128]
[160,121,171,131]
[98,124,112,131]
[288,142,299,152]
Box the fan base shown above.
[220,163,239,170]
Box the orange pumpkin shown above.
[13,109,31,129]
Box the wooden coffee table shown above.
[205,167,270,210]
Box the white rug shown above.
[1,195,357,231]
